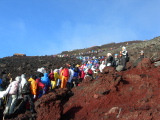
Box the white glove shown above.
[33,95,36,99]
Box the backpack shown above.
[87,69,93,75]
[74,67,79,72]
[63,68,69,77]
[22,81,31,94]
[126,53,130,62]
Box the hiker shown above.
[105,53,113,66]
[112,54,120,68]
[49,69,55,89]
[21,75,37,113]
[60,66,70,88]
[84,66,93,78]
[35,75,45,100]
[8,73,13,83]
[54,69,60,88]
[20,74,27,90]
[79,69,85,82]
[73,64,80,79]
[67,68,74,89]
[134,50,145,67]
[71,76,78,87]
[91,65,97,79]
[28,75,37,99]
[56,67,63,88]
[3,76,21,119]
[41,73,51,94]
[80,63,87,71]
[99,61,106,72]
[120,46,129,70]
[139,50,145,59]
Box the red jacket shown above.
[36,78,45,89]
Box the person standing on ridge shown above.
[120,46,129,70]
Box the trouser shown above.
[56,79,61,87]
[51,80,57,89]
[4,94,17,115]
[43,85,49,94]
[23,94,35,112]
[121,58,127,70]
[61,76,68,88]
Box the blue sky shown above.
[0,0,160,58]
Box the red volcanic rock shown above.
[61,65,160,120]
[102,66,115,74]
[136,58,152,70]
[34,88,72,120]
[9,88,73,120]
[93,94,99,99]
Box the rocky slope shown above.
[0,36,160,120]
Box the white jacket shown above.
[68,69,74,83]
[99,61,106,72]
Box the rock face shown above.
[61,59,160,120]
[136,58,152,70]
[35,88,73,120]
[1,54,160,119]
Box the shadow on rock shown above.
[60,106,82,120]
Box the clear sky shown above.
[0,0,160,58]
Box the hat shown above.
[122,46,126,50]
[76,64,80,67]
[15,76,21,82]
[140,50,144,53]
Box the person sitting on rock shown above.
[99,61,106,73]
[112,54,120,68]
[105,53,113,66]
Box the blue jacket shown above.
[73,68,80,77]
[41,73,51,86]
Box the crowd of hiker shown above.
[0,46,145,119]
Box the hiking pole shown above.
[116,108,122,118]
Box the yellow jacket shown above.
[28,78,37,95]
[54,72,60,80]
